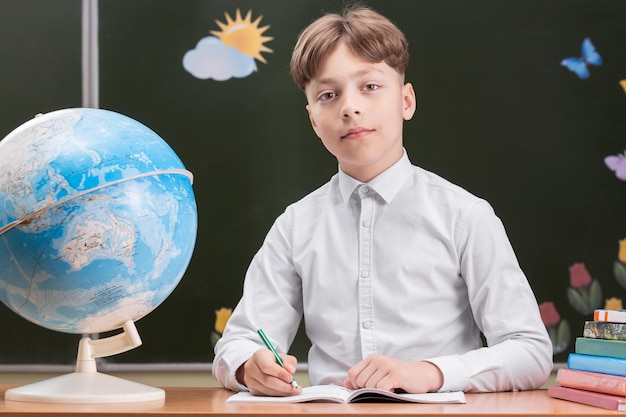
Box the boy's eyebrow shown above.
[311,67,387,88]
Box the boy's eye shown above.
[319,92,337,101]
[363,84,379,91]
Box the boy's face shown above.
[304,41,416,182]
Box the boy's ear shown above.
[402,83,417,121]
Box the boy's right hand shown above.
[236,349,301,396]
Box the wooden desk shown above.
[0,385,619,416]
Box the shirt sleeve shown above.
[426,200,553,392]
[212,209,303,391]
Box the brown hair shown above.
[290,6,409,90]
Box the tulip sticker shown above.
[539,301,570,354]
[567,263,602,315]
[614,239,626,289]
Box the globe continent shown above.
[0,108,197,334]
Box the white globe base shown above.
[5,320,164,404]
[5,372,164,404]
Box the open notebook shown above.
[226,385,466,404]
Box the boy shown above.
[213,6,552,396]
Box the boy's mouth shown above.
[341,128,373,140]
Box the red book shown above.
[557,368,626,396]
[548,385,626,412]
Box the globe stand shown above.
[5,320,165,404]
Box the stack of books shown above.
[548,309,626,412]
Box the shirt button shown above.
[360,186,370,195]
[362,321,372,329]
[360,270,370,278]
[362,219,371,227]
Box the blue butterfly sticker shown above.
[561,38,602,79]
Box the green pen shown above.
[257,328,299,390]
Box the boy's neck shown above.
[340,149,404,183]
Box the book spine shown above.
[557,368,626,396]
[595,309,626,323]
[568,353,626,377]
[583,321,626,341]
[548,385,626,411]
[576,337,626,359]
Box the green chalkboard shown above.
[0,0,84,364]
[1,0,626,366]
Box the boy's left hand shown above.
[344,355,443,394]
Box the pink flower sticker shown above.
[539,302,561,327]
[569,263,592,288]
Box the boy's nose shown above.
[340,92,361,119]
[340,102,361,119]
[341,107,361,119]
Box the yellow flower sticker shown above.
[605,297,623,310]
[214,307,232,334]
[618,239,626,263]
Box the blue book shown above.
[568,353,626,376]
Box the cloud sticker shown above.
[183,36,256,81]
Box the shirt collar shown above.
[337,150,413,204]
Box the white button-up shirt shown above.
[213,151,552,392]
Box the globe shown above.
[0,108,197,335]
[0,108,198,403]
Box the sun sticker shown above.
[183,9,273,81]
[211,9,273,64]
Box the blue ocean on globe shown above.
[0,108,197,334]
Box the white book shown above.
[595,309,626,323]
[226,385,466,404]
